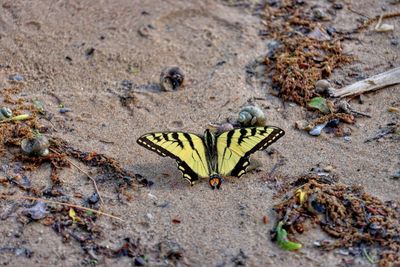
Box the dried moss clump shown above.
[273,175,400,266]
[263,1,352,106]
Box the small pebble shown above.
[218,123,234,133]
[147,193,157,199]
[326,119,340,128]
[315,79,331,93]
[123,175,134,186]
[343,127,352,136]
[391,38,399,46]
[267,0,279,6]
[312,8,328,20]
[8,74,24,82]
[267,40,281,59]
[20,175,32,188]
[146,213,153,220]
[139,178,154,187]
[323,165,334,172]
[344,136,351,142]
[333,3,343,9]
[121,80,133,90]
[295,120,308,130]
[336,249,349,256]
[172,218,181,224]
[25,202,47,220]
[155,202,170,208]
[85,47,95,58]
[308,27,331,41]
[326,26,336,36]
[87,193,100,204]
[314,241,322,247]
[59,108,72,114]
[14,248,33,258]
[134,257,146,266]
[392,171,400,179]
[309,123,327,136]
[358,95,365,104]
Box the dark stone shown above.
[134,256,146,266]
[85,47,95,58]
[87,193,99,204]
[333,3,343,9]
[8,74,24,82]
[121,79,133,90]
[326,26,336,36]
[391,38,399,46]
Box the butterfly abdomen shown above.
[203,129,218,173]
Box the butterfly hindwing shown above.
[230,157,251,178]
[216,126,285,177]
[137,132,210,184]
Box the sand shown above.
[0,0,399,266]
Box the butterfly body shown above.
[137,126,284,189]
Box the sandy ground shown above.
[0,0,399,266]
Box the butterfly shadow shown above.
[130,161,197,191]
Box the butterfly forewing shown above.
[216,126,285,177]
[137,132,210,184]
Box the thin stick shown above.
[347,6,370,19]
[49,148,104,205]
[331,66,400,98]
[0,194,123,221]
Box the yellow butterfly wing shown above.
[216,126,284,177]
[137,132,210,184]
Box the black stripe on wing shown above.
[236,126,284,157]
[177,160,199,184]
[136,132,203,184]
[230,157,250,177]
[137,134,178,159]
[220,126,285,178]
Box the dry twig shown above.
[331,66,400,98]
[0,194,123,221]
[49,148,104,205]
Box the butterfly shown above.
[137,126,284,189]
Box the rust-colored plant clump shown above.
[273,175,400,266]
[263,1,352,106]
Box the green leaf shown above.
[0,114,30,124]
[275,221,302,251]
[308,97,330,114]
[11,114,30,121]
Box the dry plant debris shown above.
[262,1,352,106]
[272,175,400,266]
[0,87,159,263]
